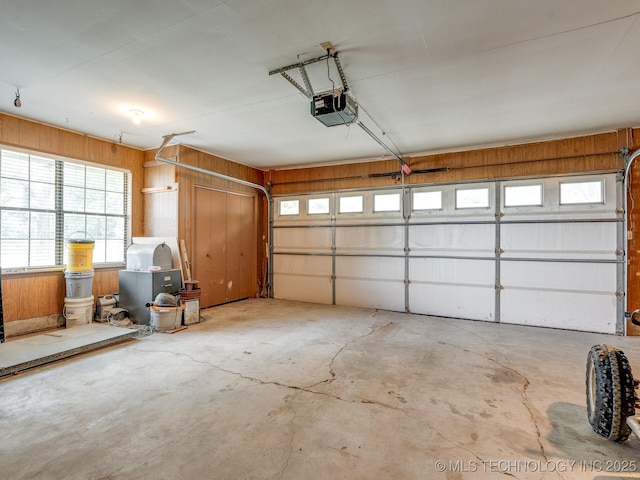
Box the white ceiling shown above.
[1,1,639,170]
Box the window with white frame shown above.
[0,148,129,270]
[339,195,363,213]
[455,187,490,209]
[559,180,604,205]
[308,197,330,215]
[504,184,543,207]
[413,190,442,211]
[373,192,401,212]
[278,199,299,216]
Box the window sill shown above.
[1,264,125,277]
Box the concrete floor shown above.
[1,298,640,480]
[0,324,137,377]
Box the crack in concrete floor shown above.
[126,317,563,480]
[128,318,402,480]
[303,320,394,390]
[126,319,399,410]
[436,338,566,480]
[276,392,298,480]
[449,322,555,473]
[128,337,524,478]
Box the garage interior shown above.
[2,1,640,478]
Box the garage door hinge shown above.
[495,283,504,290]
[616,289,625,299]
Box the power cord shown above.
[107,311,153,337]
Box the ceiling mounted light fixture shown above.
[129,109,144,125]
[14,89,21,108]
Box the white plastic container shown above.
[149,303,184,332]
[64,296,94,327]
[95,295,117,322]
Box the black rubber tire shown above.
[586,344,636,442]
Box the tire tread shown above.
[586,344,635,442]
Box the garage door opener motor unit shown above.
[311,91,357,127]
[270,45,410,173]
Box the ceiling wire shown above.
[357,102,402,160]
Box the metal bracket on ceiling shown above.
[270,47,410,174]
[280,71,312,99]
[269,51,349,98]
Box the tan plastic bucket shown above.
[64,296,94,327]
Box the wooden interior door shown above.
[193,186,255,308]
[226,192,255,301]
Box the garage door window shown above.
[559,180,603,205]
[279,199,299,216]
[339,195,363,213]
[308,198,330,215]
[413,191,442,210]
[374,193,400,212]
[504,184,543,207]
[456,187,490,209]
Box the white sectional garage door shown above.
[272,173,623,334]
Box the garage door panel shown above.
[409,283,495,321]
[335,257,404,311]
[501,222,617,260]
[273,227,332,253]
[335,279,405,311]
[273,255,332,304]
[501,289,616,333]
[500,261,617,333]
[410,257,495,284]
[336,256,404,280]
[409,224,495,255]
[335,225,404,255]
[409,257,495,320]
[501,261,616,292]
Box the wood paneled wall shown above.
[142,145,178,237]
[0,113,144,326]
[143,146,267,297]
[626,128,640,335]
[266,132,624,195]
[1,269,120,322]
[0,113,144,223]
